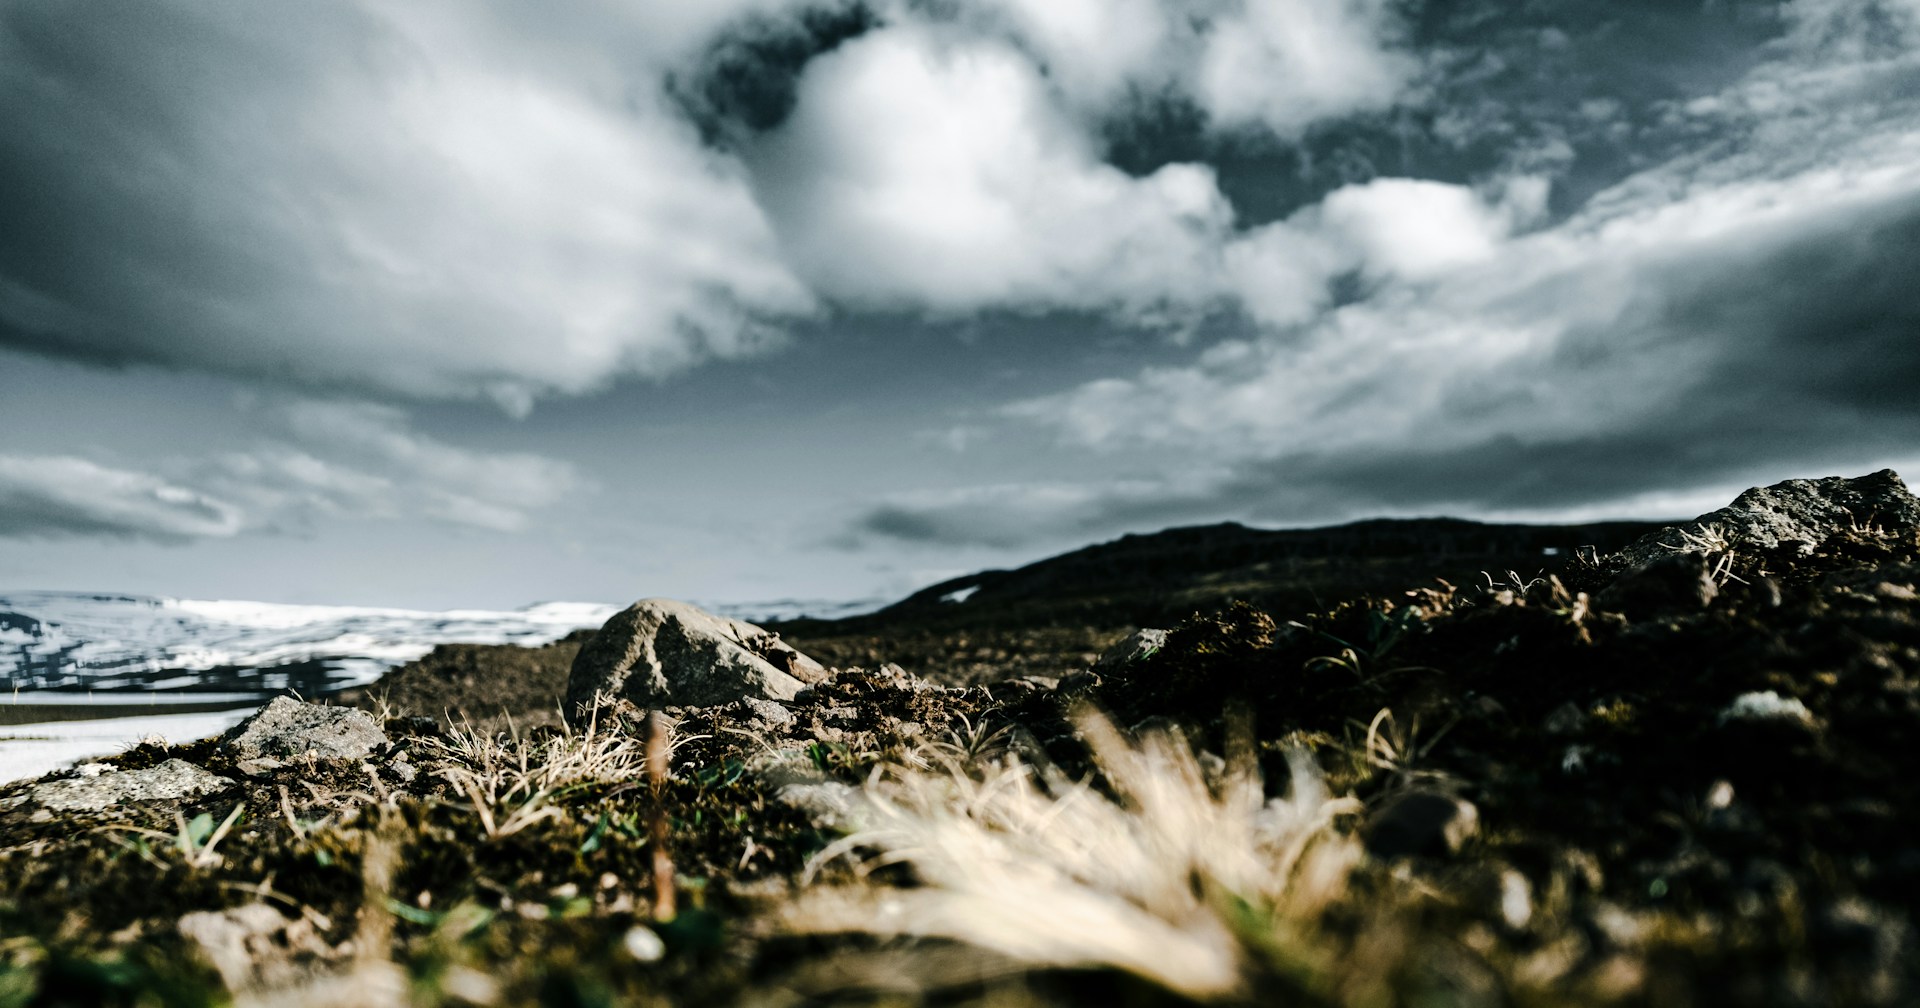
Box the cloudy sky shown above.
[2,0,1916,610]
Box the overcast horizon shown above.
[2,0,1916,610]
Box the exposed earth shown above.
[0,472,1915,1006]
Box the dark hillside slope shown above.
[772,516,1664,681]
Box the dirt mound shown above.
[333,631,592,732]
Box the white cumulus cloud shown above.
[747,25,1238,317]
[0,2,814,412]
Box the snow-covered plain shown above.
[0,591,622,693]
[0,591,622,783]
[0,590,882,782]
[0,708,261,784]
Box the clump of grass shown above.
[788,711,1364,1001]
[416,710,665,839]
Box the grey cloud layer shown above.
[0,2,812,412]
[855,0,1920,547]
[0,0,1431,407]
[4,0,1915,574]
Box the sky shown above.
[1,0,1917,610]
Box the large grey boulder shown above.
[566,598,828,720]
[30,759,234,812]
[223,696,387,772]
[1612,469,1919,574]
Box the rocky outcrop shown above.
[1613,469,1919,573]
[223,696,388,772]
[566,598,828,721]
[1092,628,1168,673]
[29,758,234,812]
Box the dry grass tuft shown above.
[788,711,1364,1000]
[416,710,660,838]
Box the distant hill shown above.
[776,516,1666,641]
[764,516,1668,683]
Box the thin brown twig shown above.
[646,710,676,922]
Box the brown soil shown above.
[0,508,1913,1006]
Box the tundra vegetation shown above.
[0,473,1915,1007]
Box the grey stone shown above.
[1092,628,1168,672]
[1596,550,1720,617]
[565,598,828,720]
[1719,690,1817,727]
[1613,469,1920,573]
[1365,790,1480,859]
[984,675,1058,704]
[1543,702,1588,735]
[772,779,861,832]
[178,903,335,992]
[729,696,797,729]
[30,758,234,812]
[222,696,388,770]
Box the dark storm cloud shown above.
[851,158,1920,548]
[669,1,880,146]
[0,4,371,369]
[848,481,1230,549]
[1108,0,1789,226]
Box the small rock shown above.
[1544,702,1589,735]
[1497,869,1534,931]
[1813,898,1909,1005]
[1467,695,1508,721]
[387,757,418,784]
[1718,690,1817,727]
[385,715,441,738]
[985,676,1058,703]
[1092,629,1169,672]
[1055,671,1102,698]
[1561,745,1592,774]
[30,759,234,812]
[1596,550,1718,617]
[729,696,796,729]
[223,696,388,771]
[1365,790,1480,858]
[178,903,334,992]
[565,598,828,721]
[773,779,861,832]
[623,924,667,962]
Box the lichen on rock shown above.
[28,758,234,812]
[222,695,388,772]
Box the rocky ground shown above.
[0,471,1914,1006]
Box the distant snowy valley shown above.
[0,590,878,781]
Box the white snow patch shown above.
[0,707,257,784]
[0,591,621,691]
